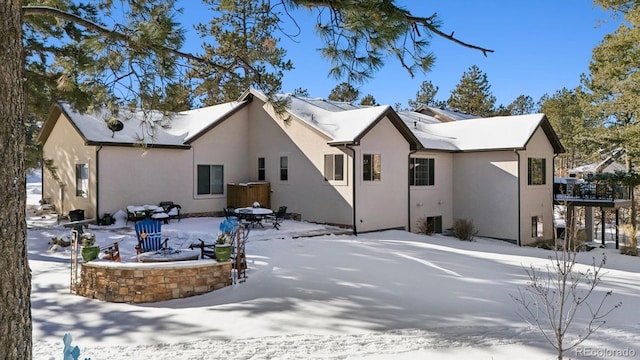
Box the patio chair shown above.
[224,207,238,221]
[266,206,287,230]
[236,208,253,225]
[189,239,216,259]
[101,242,121,262]
[159,201,181,222]
[135,218,167,255]
[126,205,148,224]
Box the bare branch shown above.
[405,14,494,56]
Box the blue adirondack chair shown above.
[135,218,166,254]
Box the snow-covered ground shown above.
[26,170,640,359]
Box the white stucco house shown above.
[37,88,564,245]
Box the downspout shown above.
[553,153,558,244]
[96,146,102,220]
[408,149,418,232]
[515,149,521,246]
[346,144,358,235]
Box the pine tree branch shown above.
[405,14,494,56]
[22,6,230,72]
[291,1,494,56]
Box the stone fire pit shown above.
[75,259,232,303]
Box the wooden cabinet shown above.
[227,182,271,209]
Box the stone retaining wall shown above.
[76,260,232,303]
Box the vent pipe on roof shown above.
[413,121,417,129]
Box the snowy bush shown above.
[452,218,477,241]
[415,216,435,235]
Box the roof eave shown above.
[540,115,566,154]
[86,141,191,149]
[521,115,565,155]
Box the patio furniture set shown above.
[225,205,287,230]
[126,201,181,224]
[80,202,286,283]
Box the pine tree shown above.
[506,95,535,115]
[1,2,30,358]
[447,65,496,117]
[583,0,640,169]
[359,94,378,106]
[408,80,441,109]
[328,82,360,102]
[538,88,599,174]
[293,88,310,97]
[192,0,292,104]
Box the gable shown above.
[241,89,420,150]
[409,113,565,154]
[38,101,250,149]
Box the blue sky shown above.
[182,1,620,109]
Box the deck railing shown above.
[553,182,631,201]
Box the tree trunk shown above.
[0,1,32,359]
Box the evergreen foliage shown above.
[583,0,640,169]
[447,65,496,117]
[328,82,360,103]
[359,94,378,106]
[192,0,293,104]
[407,80,444,109]
[505,94,535,115]
[293,87,310,97]
[538,88,600,174]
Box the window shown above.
[528,158,546,185]
[363,154,381,181]
[75,163,89,197]
[258,157,265,181]
[324,154,344,181]
[531,216,543,237]
[410,158,435,186]
[197,165,224,195]
[280,156,288,181]
[424,216,443,233]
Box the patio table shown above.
[234,207,273,228]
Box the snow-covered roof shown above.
[569,161,626,175]
[46,101,246,147]
[415,106,479,122]
[167,102,247,143]
[58,103,186,146]
[278,93,395,143]
[41,88,563,154]
[408,113,549,152]
[273,93,556,152]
